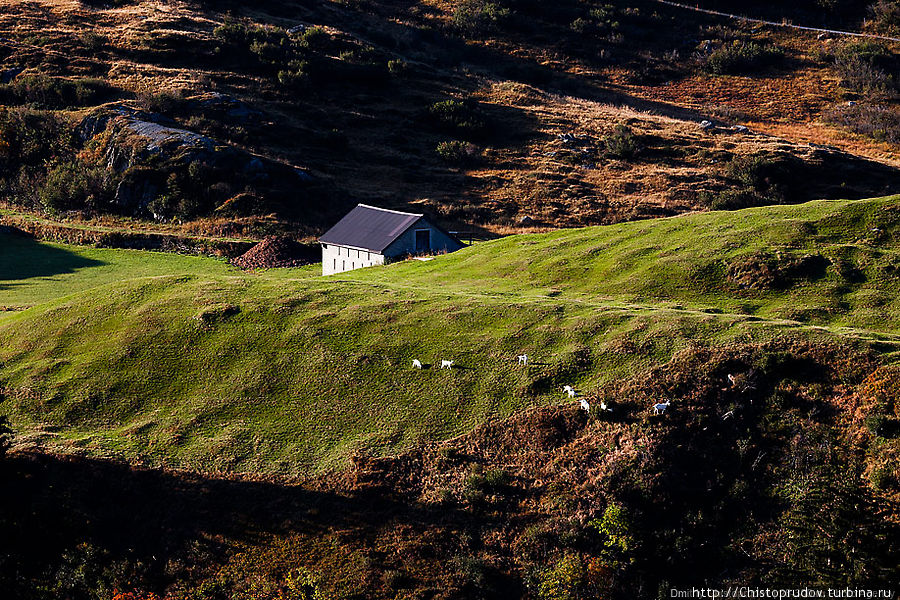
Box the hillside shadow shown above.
[0,231,105,289]
[0,451,472,596]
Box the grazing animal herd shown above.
[410,354,676,416]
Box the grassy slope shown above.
[0,233,243,309]
[1,196,899,475]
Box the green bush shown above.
[865,413,889,437]
[215,19,302,65]
[295,26,330,51]
[869,0,900,32]
[436,140,478,165]
[823,103,900,144]
[462,467,510,497]
[284,567,325,600]
[0,108,70,171]
[589,503,636,567]
[603,124,640,159]
[724,154,786,190]
[428,99,486,137]
[833,41,898,97]
[135,89,186,114]
[0,74,115,109]
[704,189,767,211]
[704,41,784,75]
[536,554,584,600]
[39,160,114,214]
[870,464,898,491]
[387,59,407,75]
[277,62,311,87]
[453,0,511,37]
[703,153,796,210]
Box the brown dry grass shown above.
[0,0,896,239]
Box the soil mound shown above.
[232,236,316,270]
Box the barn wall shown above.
[382,218,463,258]
[321,244,384,275]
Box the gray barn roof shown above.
[319,204,425,253]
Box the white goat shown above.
[653,400,671,415]
[517,354,528,365]
[412,359,423,369]
[579,398,590,412]
[600,401,612,413]
[441,360,454,369]
[563,385,576,398]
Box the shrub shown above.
[463,467,510,494]
[453,0,511,37]
[0,74,115,109]
[703,153,796,210]
[589,503,636,567]
[215,19,298,65]
[536,554,600,600]
[135,89,186,114]
[428,99,486,137]
[277,62,311,87]
[449,555,505,598]
[436,140,478,164]
[387,59,407,75]
[870,465,898,491]
[869,0,900,32]
[0,108,71,171]
[80,31,107,51]
[724,154,786,190]
[833,41,898,97]
[865,414,889,437]
[825,103,900,144]
[589,4,621,31]
[284,567,325,600]
[603,124,640,159]
[295,26,330,51]
[704,41,784,75]
[569,18,590,34]
[38,159,114,214]
[704,189,767,211]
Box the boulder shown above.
[75,104,313,217]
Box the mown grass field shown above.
[2,196,899,476]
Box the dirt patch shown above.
[231,235,318,270]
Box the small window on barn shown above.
[415,229,431,253]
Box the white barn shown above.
[318,204,464,275]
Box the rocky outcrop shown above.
[75,104,312,217]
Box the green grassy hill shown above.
[2,195,899,476]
